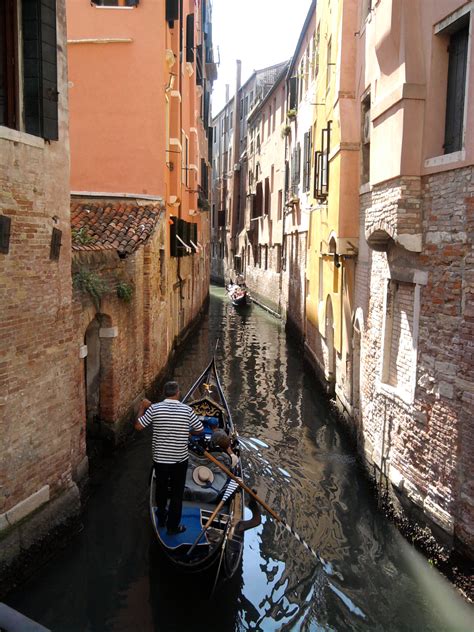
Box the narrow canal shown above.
[5,286,472,631]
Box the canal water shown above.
[5,286,473,631]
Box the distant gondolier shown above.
[135,381,203,535]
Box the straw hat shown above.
[192,466,215,486]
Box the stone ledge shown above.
[0,486,50,532]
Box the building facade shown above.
[305,0,359,407]
[67,0,215,436]
[210,0,473,560]
[211,62,288,285]
[0,0,86,589]
[353,0,473,557]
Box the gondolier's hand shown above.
[230,453,239,469]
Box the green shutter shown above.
[186,14,194,63]
[22,0,58,140]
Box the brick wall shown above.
[0,0,85,568]
[355,166,474,557]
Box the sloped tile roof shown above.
[71,201,163,256]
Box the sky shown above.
[211,0,312,115]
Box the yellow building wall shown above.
[306,0,358,358]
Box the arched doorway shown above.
[325,295,336,387]
[352,323,361,418]
[84,317,101,430]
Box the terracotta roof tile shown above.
[71,200,163,255]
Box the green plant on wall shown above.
[281,124,291,138]
[286,108,297,120]
[72,226,96,245]
[72,269,108,309]
[116,281,134,303]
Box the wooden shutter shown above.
[0,215,12,254]
[170,216,178,257]
[166,0,179,27]
[444,26,468,154]
[49,227,61,260]
[289,76,297,110]
[22,0,58,140]
[186,14,194,63]
[0,0,18,129]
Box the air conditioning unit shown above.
[363,110,371,144]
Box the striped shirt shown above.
[138,399,203,464]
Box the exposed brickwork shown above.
[365,177,423,252]
[355,166,474,557]
[0,1,85,523]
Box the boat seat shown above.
[184,453,231,504]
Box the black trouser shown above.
[154,460,188,531]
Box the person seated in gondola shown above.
[210,428,239,471]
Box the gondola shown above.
[226,283,250,307]
[149,357,259,578]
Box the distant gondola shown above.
[149,357,259,578]
[226,283,250,307]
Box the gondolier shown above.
[135,381,204,535]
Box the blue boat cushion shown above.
[154,506,208,549]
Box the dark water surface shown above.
[6,286,473,631]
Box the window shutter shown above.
[444,26,468,154]
[40,0,58,140]
[166,0,179,27]
[0,215,12,254]
[22,0,58,140]
[186,14,194,63]
[49,227,61,260]
[289,76,297,111]
[170,216,178,257]
[22,0,42,137]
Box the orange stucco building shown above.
[66,0,216,435]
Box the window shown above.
[244,95,248,116]
[381,279,418,401]
[314,25,320,78]
[268,106,271,137]
[444,18,469,154]
[277,190,283,220]
[262,111,265,142]
[264,177,270,215]
[264,245,268,270]
[361,94,371,184]
[0,214,12,254]
[303,129,312,192]
[1,0,59,139]
[314,122,331,201]
[49,228,62,261]
[280,87,285,123]
[290,143,301,194]
[275,244,282,273]
[326,38,332,92]
[92,1,139,5]
[186,13,194,63]
[271,165,274,193]
[272,97,276,132]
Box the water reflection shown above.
[5,285,473,631]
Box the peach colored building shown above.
[353,0,473,558]
[67,0,216,434]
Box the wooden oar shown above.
[204,451,281,521]
[186,498,225,556]
[203,450,326,565]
